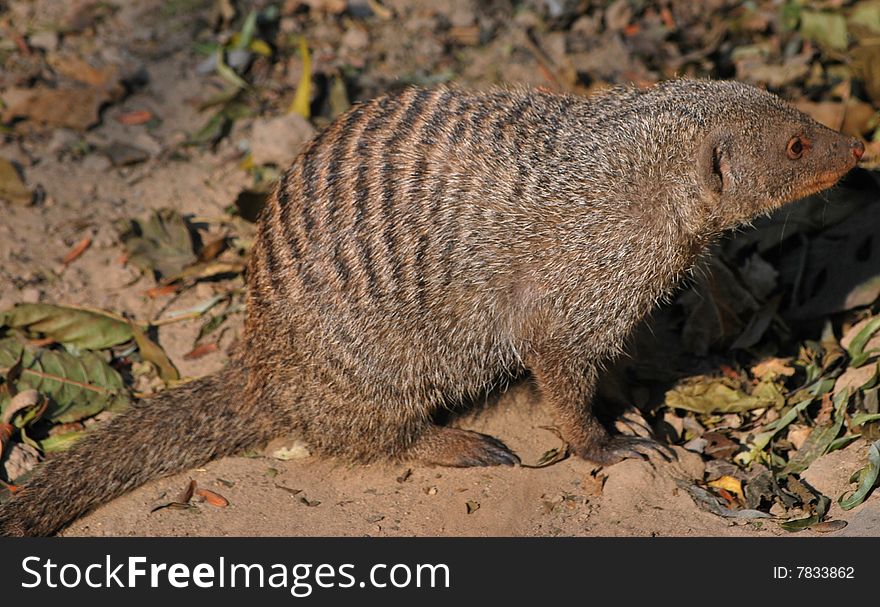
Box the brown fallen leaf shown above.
[466,500,480,514]
[162,261,245,285]
[144,284,180,298]
[176,479,197,503]
[129,322,180,382]
[703,432,739,459]
[1,390,42,425]
[810,520,848,533]
[366,0,393,19]
[449,26,480,45]
[841,99,877,137]
[852,43,880,105]
[0,158,33,205]
[47,53,119,89]
[1,86,111,130]
[183,342,219,360]
[0,478,19,493]
[198,236,228,262]
[751,358,796,381]
[0,158,32,205]
[794,100,845,131]
[116,110,154,125]
[195,488,229,507]
[0,422,14,461]
[150,479,197,512]
[7,28,30,55]
[61,236,92,265]
[708,475,745,503]
[833,363,878,397]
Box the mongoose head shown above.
[688,80,864,227]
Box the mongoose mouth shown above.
[787,139,863,202]
[785,172,848,203]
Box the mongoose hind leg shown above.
[407,426,520,468]
[290,380,519,467]
[527,350,674,466]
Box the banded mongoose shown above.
[0,79,865,536]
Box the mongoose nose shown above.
[852,139,865,161]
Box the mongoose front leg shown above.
[527,348,673,465]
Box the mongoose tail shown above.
[0,365,269,536]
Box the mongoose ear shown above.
[707,143,732,195]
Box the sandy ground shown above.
[62,382,878,537]
[1,0,878,537]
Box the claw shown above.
[576,436,676,466]
[465,433,521,466]
[412,427,520,468]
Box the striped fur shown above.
[0,80,863,535]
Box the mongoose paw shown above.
[411,427,521,468]
[455,432,521,467]
[576,436,676,467]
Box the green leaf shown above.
[249,39,272,56]
[0,337,130,424]
[129,323,179,382]
[781,396,846,476]
[288,37,312,118]
[849,1,880,36]
[780,0,801,31]
[0,303,133,351]
[846,316,880,360]
[233,10,258,51]
[800,11,849,50]
[827,434,861,453]
[665,376,784,414]
[838,440,880,510]
[119,208,198,279]
[735,400,812,466]
[39,430,87,453]
[0,157,32,205]
[852,412,880,426]
[196,302,243,342]
[215,49,248,90]
[779,495,831,532]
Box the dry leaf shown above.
[794,100,845,131]
[1,86,112,130]
[707,475,744,502]
[0,158,32,205]
[195,488,229,507]
[1,390,41,425]
[61,236,92,265]
[116,110,154,125]
[751,358,795,381]
[183,342,219,360]
[47,53,119,89]
[834,363,878,396]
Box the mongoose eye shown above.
[787,136,805,159]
